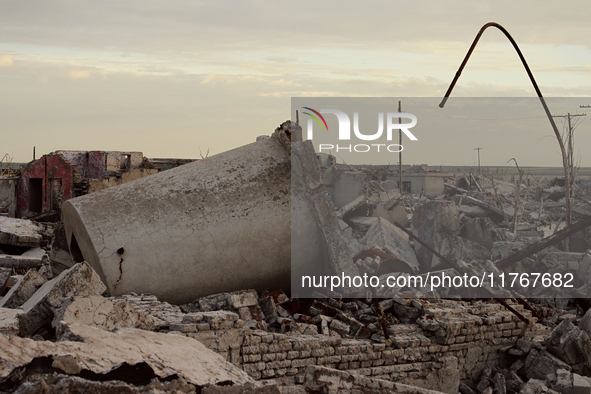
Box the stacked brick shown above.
[120,292,539,391]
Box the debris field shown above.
[0,121,591,393]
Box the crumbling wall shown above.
[17,154,74,217]
[87,168,160,193]
[157,299,534,394]
[55,150,145,180]
[402,173,447,196]
[0,177,18,217]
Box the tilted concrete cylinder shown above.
[63,134,291,304]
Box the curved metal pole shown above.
[439,22,572,227]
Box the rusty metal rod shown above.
[372,298,390,340]
[514,298,540,319]
[392,222,531,323]
[494,297,530,324]
[497,214,591,269]
[439,22,572,229]
[392,222,456,270]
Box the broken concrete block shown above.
[373,203,409,228]
[0,254,46,270]
[315,315,331,336]
[572,374,591,394]
[0,307,24,335]
[460,382,478,394]
[8,374,208,393]
[54,295,155,334]
[435,235,491,268]
[0,322,253,389]
[21,247,46,259]
[64,124,295,304]
[417,315,440,331]
[461,218,495,249]
[544,320,591,367]
[458,205,487,218]
[516,338,533,354]
[506,370,525,393]
[338,218,353,239]
[553,369,572,393]
[390,302,423,324]
[0,266,10,290]
[7,274,21,288]
[49,220,75,272]
[412,201,460,271]
[476,367,493,392]
[304,364,451,394]
[523,349,572,381]
[363,217,419,273]
[492,372,507,394]
[511,359,525,372]
[19,262,106,337]
[329,319,350,337]
[520,379,560,394]
[227,289,259,309]
[259,296,277,323]
[579,304,591,339]
[349,216,378,232]
[0,268,47,309]
[0,217,44,247]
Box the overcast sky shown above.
[2,1,591,166]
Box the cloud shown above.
[0,55,13,66]
[68,70,91,79]
[1,0,591,166]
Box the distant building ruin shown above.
[0,151,195,220]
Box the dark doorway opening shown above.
[28,178,43,213]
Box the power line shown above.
[473,147,483,175]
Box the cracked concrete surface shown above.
[63,131,292,304]
[0,322,254,388]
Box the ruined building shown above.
[0,151,195,221]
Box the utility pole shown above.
[398,101,403,193]
[473,147,483,175]
[552,112,586,207]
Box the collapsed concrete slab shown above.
[62,121,358,301]
[6,374,202,394]
[0,254,46,270]
[435,235,491,268]
[544,320,591,372]
[0,307,24,335]
[523,349,572,381]
[0,267,9,291]
[19,262,106,336]
[54,294,155,335]
[461,218,495,249]
[304,364,452,394]
[0,268,47,309]
[412,201,460,271]
[0,217,45,248]
[0,322,254,390]
[372,203,409,228]
[63,126,294,304]
[363,217,419,273]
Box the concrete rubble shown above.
[1,121,591,392]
